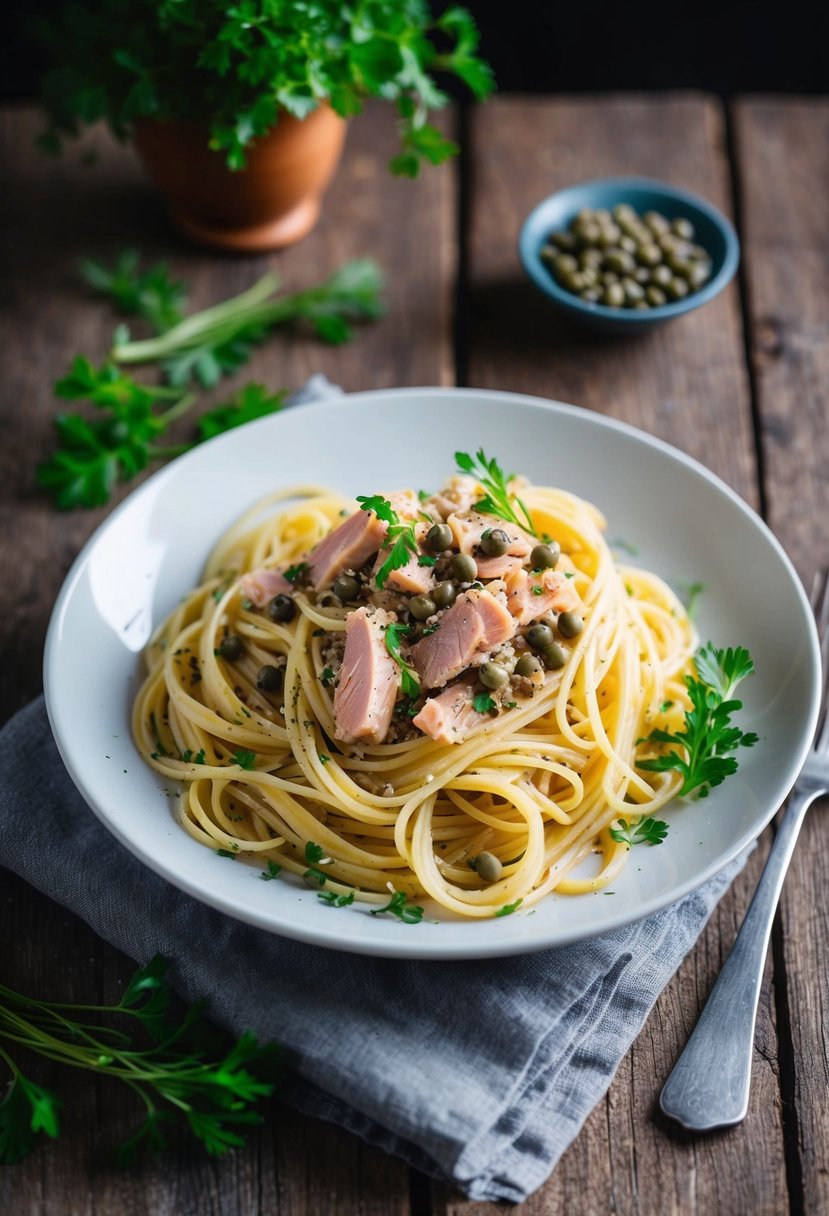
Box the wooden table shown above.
[1,95,827,1215]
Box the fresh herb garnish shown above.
[320,666,335,687]
[318,754,331,765]
[302,841,330,887]
[383,622,421,698]
[417,554,437,567]
[80,249,186,334]
[0,955,278,1165]
[609,817,669,847]
[317,890,356,908]
[356,494,420,590]
[370,890,424,924]
[494,898,523,917]
[677,580,706,621]
[472,691,497,714]
[232,749,257,770]
[259,860,283,881]
[638,644,758,798]
[283,562,309,584]
[455,448,537,537]
[216,848,237,859]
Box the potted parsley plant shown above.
[38,1,494,251]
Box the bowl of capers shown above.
[519,176,740,333]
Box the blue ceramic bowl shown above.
[519,176,740,334]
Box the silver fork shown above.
[660,570,829,1131]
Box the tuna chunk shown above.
[333,607,400,744]
[371,522,434,594]
[504,567,581,626]
[412,679,490,744]
[448,510,535,562]
[308,510,388,592]
[473,553,525,580]
[239,567,293,607]
[425,475,481,520]
[410,589,517,689]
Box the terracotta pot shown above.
[133,107,347,251]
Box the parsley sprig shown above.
[638,644,758,798]
[370,889,424,924]
[383,622,421,699]
[356,494,421,590]
[0,956,278,1165]
[455,448,538,537]
[80,249,186,334]
[609,817,669,847]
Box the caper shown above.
[579,266,599,288]
[332,573,360,602]
[613,203,637,224]
[597,222,623,248]
[646,285,667,307]
[256,664,283,692]
[451,552,478,582]
[563,270,587,292]
[480,528,510,557]
[410,594,437,621]
[602,283,626,309]
[633,301,649,310]
[554,252,579,277]
[581,286,603,303]
[634,266,650,284]
[688,244,711,264]
[602,271,620,286]
[576,221,602,247]
[651,264,673,288]
[644,210,670,235]
[636,242,662,267]
[604,249,635,275]
[688,263,712,289]
[530,541,560,569]
[514,653,542,677]
[622,277,645,304]
[666,277,689,301]
[480,661,509,690]
[658,232,679,253]
[432,580,458,609]
[526,622,554,650]
[579,247,604,269]
[425,522,453,553]
[550,230,578,252]
[542,641,567,670]
[557,610,584,638]
[667,252,693,278]
[470,851,503,883]
[267,594,296,623]
[619,234,638,254]
[540,244,557,265]
[218,634,244,661]
[671,216,695,240]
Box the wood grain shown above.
[432,94,788,1216]
[735,96,829,1216]
[0,102,454,1215]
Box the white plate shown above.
[44,388,821,959]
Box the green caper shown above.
[622,277,645,304]
[688,263,712,289]
[579,266,599,288]
[581,287,602,303]
[540,244,557,265]
[480,661,509,690]
[410,594,437,621]
[619,234,638,254]
[480,528,510,557]
[651,264,673,288]
[644,210,670,235]
[530,541,560,569]
[604,249,635,275]
[633,266,650,284]
[425,522,453,553]
[658,232,679,253]
[526,622,554,650]
[267,594,296,623]
[633,301,649,310]
[636,242,662,267]
[451,552,477,582]
[332,573,360,602]
[432,580,458,609]
[565,270,588,292]
[514,653,542,677]
[256,664,283,692]
[667,253,694,278]
[603,282,626,308]
[597,222,623,248]
[688,244,711,265]
[542,641,567,670]
[646,285,667,307]
[671,216,695,240]
[666,277,689,301]
[601,271,620,286]
[579,247,604,269]
[613,203,636,224]
[219,634,244,661]
[470,851,503,882]
[576,221,602,247]
[554,252,579,277]
[557,610,584,638]
[550,230,578,252]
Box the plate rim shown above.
[43,386,822,959]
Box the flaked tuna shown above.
[412,679,490,744]
[425,475,481,520]
[448,510,535,560]
[333,606,400,744]
[308,509,387,592]
[504,567,581,626]
[410,588,516,689]
[239,567,293,607]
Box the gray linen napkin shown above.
[0,697,745,1202]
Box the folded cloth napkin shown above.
[0,698,745,1203]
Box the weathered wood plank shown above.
[434,94,787,1216]
[735,96,829,1216]
[0,101,455,1214]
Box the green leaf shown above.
[232,749,257,770]
[609,817,669,847]
[494,898,523,917]
[259,860,283,881]
[0,1075,61,1164]
[318,890,355,907]
[472,691,497,713]
[197,383,286,442]
[370,890,423,924]
[455,448,538,536]
[384,623,421,698]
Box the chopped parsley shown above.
[472,691,497,714]
[283,562,308,584]
[318,890,356,907]
[417,554,437,567]
[384,622,421,699]
[494,898,523,917]
[216,848,237,860]
[609,817,669,848]
[318,753,331,765]
[320,666,335,687]
[259,860,283,881]
[232,749,257,770]
[370,890,424,923]
[302,841,329,886]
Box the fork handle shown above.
[660,786,823,1131]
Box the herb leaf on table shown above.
[80,249,187,334]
